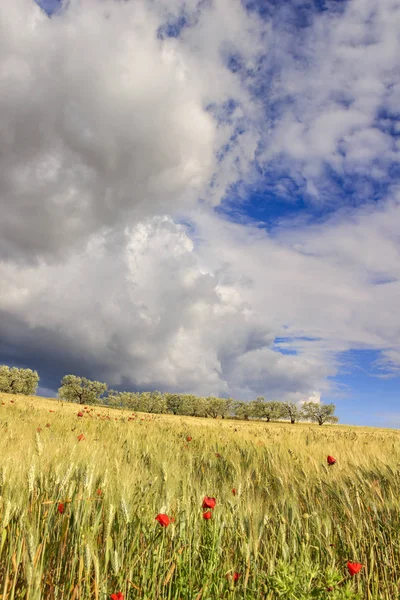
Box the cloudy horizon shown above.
[1,0,400,427]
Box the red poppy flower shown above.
[110,593,124,600]
[97,488,102,496]
[232,488,236,496]
[233,572,240,582]
[49,410,55,413]
[203,511,212,520]
[347,562,362,576]
[186,436,192,442]
[326,587,333,592]
[155,514,170,527]
[77,434,85,442]
[215,453,221,458]
[77,412,84,417]
[202,497,216,509]
[37,427,42,432]
[327,455,336,465]
[58,503,64,514]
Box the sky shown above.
[1,0,400,427]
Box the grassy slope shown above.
[0,391,400,599]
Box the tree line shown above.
[0,365,338,425]
[57,374,338,425]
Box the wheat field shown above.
[1,391,400,600]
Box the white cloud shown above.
[0,215,280,397]
[0,0,264,263]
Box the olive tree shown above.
[58,375,107,405]
[301,402,338,425]
[233,401,253,421]
[279,401,300,424]
[250,397,281,422]
[205,396,231,419]
[0,365,39,395]
[180,395,208,417]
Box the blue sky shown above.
[34,0,63,15]
[1,0,399,427]
[325,350,400,428]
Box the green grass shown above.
[1,391,400,599]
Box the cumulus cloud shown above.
[0,216,278,397]
[0,0,263,264]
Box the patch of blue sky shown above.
[34,0,64,17]
[272,335,322,356]
[244,0,349,22]
[377,107,400,130]
[157,14,188,40]
[157,0,213,40]
[214,175,324,230]
[214,152,396,232]
[323,349,400,427]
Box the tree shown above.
[147,391,167,414]
[0,365,9,393]
[233,401,253,421]
[20,368,40,395]
[58,375,107,405]
[181,395,208,417]
[279,401,300,424]
[8,367,25,394]
[301,402,338,426]
[250,398,281,422]
[108,390,132,409]
[205,396,230,419]
[219,398,233,419]
[0,365,39,395]
[166,393,184,415]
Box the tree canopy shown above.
[0,365,39,395]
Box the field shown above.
[1,392,400,599]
